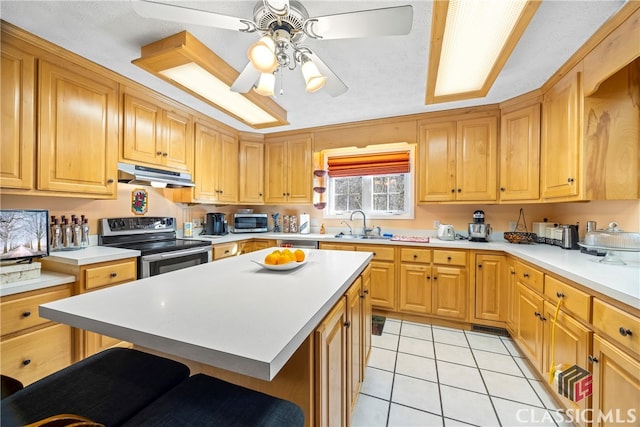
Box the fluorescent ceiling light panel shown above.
[426,0,540,104]
[133,31,287,129]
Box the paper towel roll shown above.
[299,214,310,234]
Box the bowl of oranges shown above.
[251,248,308,271]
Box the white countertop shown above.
[45,246,140,265]
[0,271,76,297]
[40,248,372,381]
[193,232,640,309]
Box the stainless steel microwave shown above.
[233,213,268,233]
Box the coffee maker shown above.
[204,213,228,235]
[468,210,491,242]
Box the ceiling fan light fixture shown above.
[248,35,278,73]
[425,0,540,104]
[301,58,327,93]
[254,72,276,96]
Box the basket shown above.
[504,208,537,244]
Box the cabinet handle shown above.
[619,327,633,337]
[344,321,351,328]
[567,177,574,183]
[109,272,117,278]
[259,193,263,196]
[447,256,452,261]
[478,264,482,268]
[22,311,31,318]
[162,152,168,157]
[364,289,369,294]
[588,355,599,364]
[360,294,365,299]
[510,270,516,275]
[500,187,506,192]
[287,192,291,196]
[426,275,431,280]
[433,276,438,280]
[219,190,223,194]
[225,250,230,254]
[457,188,462,193]
[107,178,114,184]
[534,311,541,318]
[156,151,162,156]
[373,252,376,256]
[413,254,418,259]
[22,359,31,366]
[282,193,286,196]
[556,291,565,298]
[523,273,529,278]
[451,189,455,193]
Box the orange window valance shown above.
[327,151,410,178]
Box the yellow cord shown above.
[549,296,564,384]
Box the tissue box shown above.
[0,262,42,284]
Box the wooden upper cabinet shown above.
[38,59,118,197]
[176,122,238,204]
[239,138,265,204]
[499,103,541,202]
[264,134,312,204]
[0,37,35,190]
[541,68,583,200]
[122,90,193,173]
[418,114,497,202]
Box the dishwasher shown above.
[276,239,319,249]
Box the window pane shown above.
[335,194,348,211]
[373,194,388,211]
[373,177,387,193]
[388,175,404,193]
[334,179,348,194]
[389,194,404,211]
[348,177,362,192]
[348,194,362,210]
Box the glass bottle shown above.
[50,216,61,250]
[81,217,90,247]
[62,218,72,248]
[72,217,82,247]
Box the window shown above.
[323,144,415,220]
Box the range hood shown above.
[117,162,195,188]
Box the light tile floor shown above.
[351,318,574,427]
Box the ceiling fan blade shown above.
[305,51,348,97]
[230,62,261,93]
[304,5,413,40]
[131,0,255,32]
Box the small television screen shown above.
[0,210,49,262]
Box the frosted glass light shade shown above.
[254,73,276,96]
[248,36,278,73]
[302,60,327,93]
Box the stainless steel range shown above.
[99,217,212,279]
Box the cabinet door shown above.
[541,70,582,199]
[475,254,507,323]
[500,104,540,201]
[38,60,117,196]
[591,335,640,427]
[506,259,518,335]
[265,139,288,203]
[286,136,313,203]
[217,132,239,203]
[315,297,347,427]
[418,121,456,201]
[191,123,219,202]
[399,264,432,314]
[362,265,372,365]
[543,301,591,423]
[369,261,396,310]
[432,265,467,320]
[239,140,264,204]
[346,278,362,412]
[123,93,163,166]
[1,41,35,190]
[514,283,545,372]
[162,109,193,172]
[456,117,498,201]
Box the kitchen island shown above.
[40,248,373,426]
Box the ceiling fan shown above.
[132,0,413,97]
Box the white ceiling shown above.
[0,0,627,133]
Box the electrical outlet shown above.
[434,219,440,229]
[509,221,517,231]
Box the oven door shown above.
[140,246,212,278]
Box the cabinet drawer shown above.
[357,245,395,262]
[544,276,591,323]
[214,242,239,260]
[0,323,73,386]
[319,242,356,251]
[593,299,640,356]
[433,250,466,266]
[84,260,137,291]
[400,248,431,263]
[515,261,543,293]
[1,287,72,336]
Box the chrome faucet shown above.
[350,210,371,236]
[340,220,353,235]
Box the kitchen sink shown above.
[334,233,391,240]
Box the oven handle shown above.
[141,246,211,262]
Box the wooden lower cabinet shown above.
[506,258,518,334]
[362,265,372,365]
[315,296,348,427]
[514,282,545,373]
[590,334,640,427]
[474,253,508,324]
[431,265,467,320]
[346,277,363,413]
[399,263,431,314]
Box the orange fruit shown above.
[294,249,305,262]
[264,253,278,265]
[277,255,291,265]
